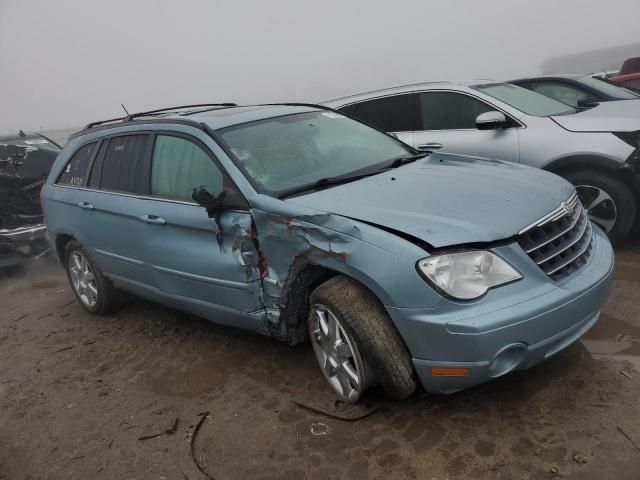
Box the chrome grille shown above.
[518,192,594,279]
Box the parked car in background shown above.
[43,103,614,402]
[0,132,61,267]
[620,57,640,76]
[511,74,639,108]
[324,82,640,241]
[609,72,640,93]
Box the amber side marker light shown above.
[431,367,471,376]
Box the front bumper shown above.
[0,224,48,267]
[387,226,615,394]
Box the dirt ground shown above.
[1,245,639,480]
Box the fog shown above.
[1,0,639,133]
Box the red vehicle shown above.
[620,57,640,76]
[609,72,640,93]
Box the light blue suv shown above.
[43,103,615,402]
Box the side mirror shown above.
[476,111,508,130]
[192,186,228,218]
[577,96,599,108]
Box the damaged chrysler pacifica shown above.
[42,103,615,402]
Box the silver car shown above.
[324,82,640,241]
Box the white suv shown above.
[324,81,640,241]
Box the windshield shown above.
[219,111,414,196]
[588,76,640,98]
[472,83,576,116]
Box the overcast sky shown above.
[1,0,639,133]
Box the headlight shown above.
[417,251,522,300]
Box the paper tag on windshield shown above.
[321,112,344,119]
[24,139,49,145]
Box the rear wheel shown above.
[308,276,416,403]
[563,170,636,242]
[64,240,123,315]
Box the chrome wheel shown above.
[576,185,617,233]
[309,304,366,403]
[68,251,98,308]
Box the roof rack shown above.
[83,103,237,130]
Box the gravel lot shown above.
[1,244,639,480]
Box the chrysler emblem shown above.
[561,201,574,216]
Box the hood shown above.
[551,100,640,132]
[285,154,574,248]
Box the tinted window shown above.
[621,79,640,92]
[528,82,590,108]
[57,142,97,187]
[350,94,417,132]
[98,135,150,194]
[419,92,493,130]
[151,135,223,201]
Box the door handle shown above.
[416,142,443,151]
[139,214,166,225]
[77,201,94,210]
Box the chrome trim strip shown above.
[0,224,47,239]
[545,223,593,275]
[52,184,199,206]
[525,206,583,253]
[536,213,589,265]
[94,249,144,265]
[151,265,250,290]
[518,191,578,235]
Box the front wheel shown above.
[308,276,416,403]
[563,170,636,242]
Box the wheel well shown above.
[544,156,636,192]
[55,234,75,265]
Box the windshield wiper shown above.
[382,152,429,170]
[278,172,377,199]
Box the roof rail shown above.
[82,103,237,131]
[125,103,237,121]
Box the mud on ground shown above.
[1,246,639,480]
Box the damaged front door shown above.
[138,134,264,331]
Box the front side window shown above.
[473,83,576,116]
[347,94,418,132]
[98,135,150,193]
[151,135,223,201]
[419,92,493,130]
[57,141,97,187]
[219,111,413,196]
[528,82,591,108]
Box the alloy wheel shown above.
[576,185,618,233]
[68,251,98,308]
[309,304,366,403]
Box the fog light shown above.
[488,343,527,378]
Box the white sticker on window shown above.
[24,139,48,145]
[321,112,345,119]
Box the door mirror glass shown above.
[475,111,508,130]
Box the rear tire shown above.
[563,170,636,242]
[64,240,123,315]
[308,276,416,402]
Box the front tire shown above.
[64,240,122,315]
[563,170,636,242]
[308,276,416,403]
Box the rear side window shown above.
[419,92,493,130]
[57,142,97,187]
[151,135,223,201]
[97,135,150,194]
[348,94,418,132]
